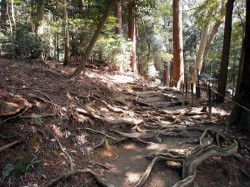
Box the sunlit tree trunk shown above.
[173,0,184,88]
[128,2,137,72]
[115,1,123,35]
[228,0,250,134]
[71,0,114,78]
[115,1,123,71]
[216,0,235,103]
[203,20,223,62]
[63,0,70,65]
[6,0,16,58]
[192,24,210,84]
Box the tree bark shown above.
[172,0,184,88]
[71,0,114,78]
[192,24,210,84]
[115,1,123,35]
[35,0,45,36]
[0,0,7,34]
[128,2,137,72]
[228,0,250,134]
[6,0,16,58]
[203,20,223,62]
[63,0,70,65]
[216,0,235,103]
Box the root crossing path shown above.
[74,85,238,187]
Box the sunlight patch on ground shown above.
[124,144,138,150]
[146,143,170,151]
[125,171,141,183]
[86,71,136,84]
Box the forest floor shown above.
[0,58,250,187]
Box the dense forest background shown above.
[0,0,245,86]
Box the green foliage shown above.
[194,0,226,28]
[30,114,46,126]
[14,25,45,59]
[1,155,40,180]
[137,1,172,76]
[93,34,133,70]
[2,164,14,181]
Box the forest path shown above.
[0,58,249,187]
[85,83,239,187]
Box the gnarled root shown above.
[136,129,239,187]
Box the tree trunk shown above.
[128,2,137,72]
[6,0,16,58]
[115,1,123,35]
[63,0,70,65]
[216,0,235,103]
[172,0,184,88]
[192,24,210,84]
[35,0,45,36]
[228,0,250,134]
[0,0,7,34]
[71,0,114,78]
[203,20,223,62]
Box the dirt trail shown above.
[0,58,250,187]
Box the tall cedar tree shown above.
[228,0,250,133]
[172,0,184,88]
[217,0,235,103]
[115,1,123,35]
[128,2,137,72]
[63,0,70,65]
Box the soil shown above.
[0,58,250,187]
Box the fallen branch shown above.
[0,140,22,152]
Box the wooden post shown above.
[191,82,194,106]
[163,62,170,87]
[185,80,188,100]
[208,85,212,121]
[182,82,185,98]
[196,71,201,98]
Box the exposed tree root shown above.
[44,169,111,187]
[111,129,159,140]
[75,106,143,125]
[48,128,75,171]
[136,129,238,187]
[91,95,126,113]
[82,127,119,141]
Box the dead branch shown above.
[0,140,22,152]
